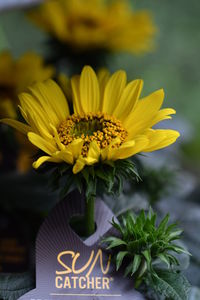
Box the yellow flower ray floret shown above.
[1,66,180,174]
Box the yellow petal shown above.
[101,137,121,161]
[28,132,57,155]
[87,141,100,162]
[142,129,167,152]
[24,88,58,127]
[32,155,62,169]
[113,79,143,121]
[73,157,86,174]
[108,136,148,160]
[50,124,65,151]
[150,108,176,127]
[19,93,54,140]
[74,155,98,174]
[80,66,100,113]
[28,80,69,126]
[0,118,31,135]
[66,138,84,160]
[71,75,83,114]
[72,141,100,174]
[18,105,28,123]
[102,70,127,115]
[25,108,53,140]
[23,108,47,138]
[19,93,52,133]
[97,68,110,105]
[125,89,165,138]
[143,129,180,152]
[54,150,73,164]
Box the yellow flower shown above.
[0,51,55,118]
[1,66,180,174]
[28,0,156,54]
[0,51,54,172]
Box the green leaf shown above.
[137,260,148,278]
[74,175,83,193]
[166,223,178,234]
[157,253,171,268]
[115,174,123,195]
[168,244,191,256]
[111,218,124,236]
[105,237,127,249]
[104,160,115,167]
[166,254,180,266]
[88,166,95,179]
[82,168,89,184]
[142,249,152,270]
[48,169,60,191]
[85,177,96,201]
[59,175,74,199]
[157,214,169,234]
[116,251,128,271]
[126,212,135,233]
[168,230,183,241]
[137,210,146,227]
[59,163,71,175]
[131,254,142,275]
[96,168,109,182]
[0,272,34,300]
[147,269,191,300]
[124,262,133,277]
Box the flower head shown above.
[0,51,54,118]
[0,51,54,172]
[29,0,156,54]
[1,66,179,174]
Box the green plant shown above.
[102,209,191,299]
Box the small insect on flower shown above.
[1,66,180,174]
[28,0,156,54]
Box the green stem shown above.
[85,196,95,237]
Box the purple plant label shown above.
[20,190,144,300]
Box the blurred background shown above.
[0,0,199,298]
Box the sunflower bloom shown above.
[0,51,54,118]
[28,0,156,54]
[0,51,54,172]
[1,66,180,174]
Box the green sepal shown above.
[47,158,140,200]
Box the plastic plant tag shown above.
[20,190,144,300]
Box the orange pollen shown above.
[57,112,128,157]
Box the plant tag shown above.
[19,190,144,300]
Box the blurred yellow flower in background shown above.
[0,51,55,118]
[1,66,179,174]
[0,51,54,172]
[29,0,156,54]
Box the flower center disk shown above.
[58,113,128,156]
